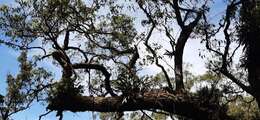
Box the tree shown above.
[202,0,260,108]
[0,0,259,119]
[0,51,51,120]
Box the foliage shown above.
[0,0,260,120]
[227,97,260,120]
[0,51,52,120]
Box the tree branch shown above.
[128,46,139,69]
[138,1,173,91]
[169,1,184,28]
[47,91,229,120]
[72,63,117,96]
[66,46,88,62]
[63,30,70,49]
[0,40,47,55]
[220,69,252,94]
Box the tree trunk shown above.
[174,27,194,90]
[173,10,202,90]
[174,48,185,90]
[241,0,260,108]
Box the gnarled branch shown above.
[72,63,117,96]
[47,90,229,120]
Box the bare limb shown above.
[72,63,117,96]
[63,30,70,49]
[39,110,53,120]
[138,0,173,91]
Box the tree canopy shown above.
[0,0,260,120]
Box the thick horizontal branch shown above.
[47,91,229,120]
[72,63,110,79]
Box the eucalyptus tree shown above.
[1,0,257,119]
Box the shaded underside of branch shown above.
[47,91,229,120]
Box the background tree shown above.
[0,51,51,120]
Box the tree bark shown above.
[174,38,185,90]
[240,0,260,108]
[47,90,229,120]
[174,27,197,90]
[174,11,202,90]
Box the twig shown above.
[39,110,53,120]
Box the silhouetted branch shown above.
[138,0,173,91]
[47,90,229,120]
[72,63,117,96]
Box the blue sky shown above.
[0,0,228,119]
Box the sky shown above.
[0,0,228,120]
